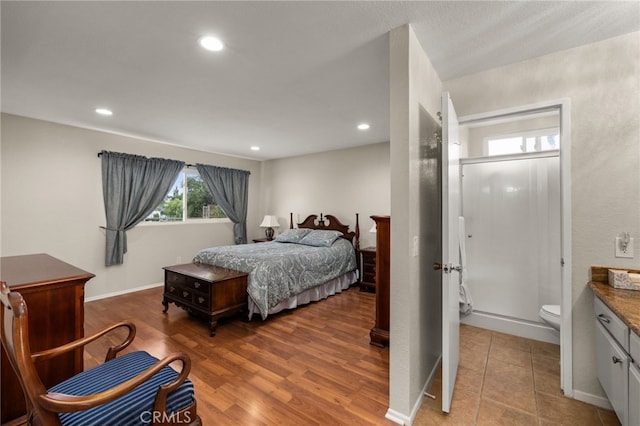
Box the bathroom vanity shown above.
[589,266,640,426]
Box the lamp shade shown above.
[259,215,280,228]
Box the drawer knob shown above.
[597,314,610,324]
[194,282,201,288]
[183,291,189,298]
[198,297,205,304]
[169,286,175,293]
[612,356,623,364]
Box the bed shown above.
[193,213,360,320]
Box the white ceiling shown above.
[2,1,638,160]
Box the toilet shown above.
[539,304,561,331]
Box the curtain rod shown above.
[97,152,195,167]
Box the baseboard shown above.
[385,355,442,425]
[461,310,560,344]
[85,282,164,302]
[572,390,613,411]
[385,408,409,425]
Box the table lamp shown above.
[259,215,280,240]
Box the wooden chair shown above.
[0,281,201,426]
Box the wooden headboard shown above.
[289,213,360,250]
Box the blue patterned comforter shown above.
[193,239,357,319]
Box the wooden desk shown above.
[1,254,94,424]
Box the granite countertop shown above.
[590,266,640,336]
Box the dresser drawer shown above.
[362,251,376,264]
[363,272,376,284]
[595,297,629,351]
[192,292,210,310]
[166,271,187,287]
[185,277,211,295]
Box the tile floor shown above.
[414,324,620,425]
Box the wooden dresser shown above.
[1,254,94,424]
[370,216,390,347]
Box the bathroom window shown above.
[485,128,559,156]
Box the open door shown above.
[440,91,461,413]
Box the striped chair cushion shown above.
[49,351,195,426]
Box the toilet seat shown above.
[541,304,560,318]
[539,304,561,331]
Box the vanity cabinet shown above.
[594,297,636,426]
[595,319,629,424]
[630,331,640,426]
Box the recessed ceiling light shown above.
[199,36,224,52]
[357,123,370,130]
[250,146,260,151]
[95,108,113,116]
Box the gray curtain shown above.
[196,164,250,244]
[101,151,184,266]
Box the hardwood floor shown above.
[83,286,394,425]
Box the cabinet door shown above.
[596,321,629,425]
[630,364,640,426]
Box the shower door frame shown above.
[458,98,573,397]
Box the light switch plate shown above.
[615,237,634,258]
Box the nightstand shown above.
[252,238,271,243]
[359,246,376,292]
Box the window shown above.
[485,128,559,156]
[145,168,227,222]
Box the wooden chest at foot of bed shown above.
[162,263,248,336]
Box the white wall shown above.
[1,114,262,299]
[388,24,444,424]
[444,32,640,402]
[260,142,389,248]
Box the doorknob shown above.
[434,263,461,273]
[434,263,451,272]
